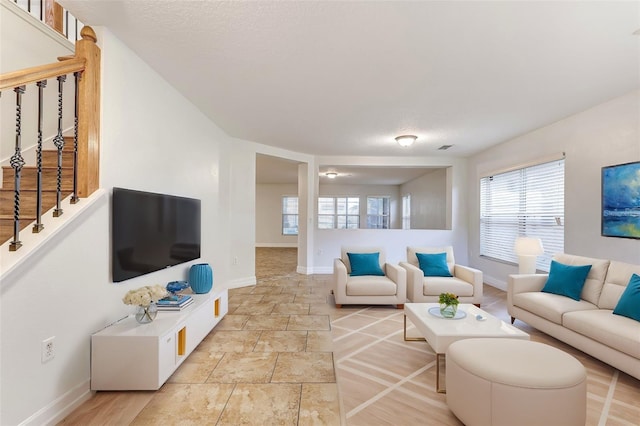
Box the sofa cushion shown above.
[552,254,610,305]
[613,274,640,322]
[346,276,397,296]
[599,261,640,309]
[416,252,453,277]
[563,310,640,359]
[347,252,385,276]
[542,261,592,301]
[513,292,598,325]
[422,277,474,297]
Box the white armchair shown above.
[400,246,483,306]
[333,246,407,309]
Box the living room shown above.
[1,1,639,425]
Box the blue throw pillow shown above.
[416,252,452,277]
[613,273,640,322]
[541,260,592,301]
[347,252,385,276]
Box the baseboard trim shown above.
[296,266,333,275]
[20,379,92,426]
[226,276,257,289]
[255,243,298,248]
[483,274,507,291]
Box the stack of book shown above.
[157,295,194,311]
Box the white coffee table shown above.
[404,303,530,392]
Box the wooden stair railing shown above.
[0,25,100,250]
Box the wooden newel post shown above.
[74,26,101,198]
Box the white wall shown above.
[400,168,448,229]
[256,183,298,247]
[0,27,256,425]
[467,90,640,290]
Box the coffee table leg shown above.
[436,353,446,393]
[404,314,426,342]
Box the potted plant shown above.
[439,292,459,318]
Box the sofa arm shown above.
[385,263,407,301]
[453,264,483,301]
[333,258,348,301]
[400,261,423,302]
[507,274,548,309]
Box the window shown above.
[282,196,298,235]
[318,197,359,229]
[367,196,390,229]
[480,158,565,271]
[402,194,411,230]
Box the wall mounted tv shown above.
[112,187,201,283]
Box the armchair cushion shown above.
[347,276,398,296]
[416,252,453,277]
[347,252,385,276]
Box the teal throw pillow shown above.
[541,260,592,301]
[613,273,640,322]
[416,252,452,277]
[347,252,385,276]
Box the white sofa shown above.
[508,253,640,380]
[333,246,406,309]
[400,246,483,306]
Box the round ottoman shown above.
[446,338,586,426]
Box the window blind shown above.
[480,159,565,271]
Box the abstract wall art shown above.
[601,161,640,239]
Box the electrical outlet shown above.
[42,336,55,363]
[233,256,238,265]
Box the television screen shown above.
[112,187,201,282]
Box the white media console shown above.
[91,288,228,390]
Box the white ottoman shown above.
[446,338,586,426]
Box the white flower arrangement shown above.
[122,285,168,307]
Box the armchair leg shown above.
[511,316,515,324]
[336,304,342,309]
[396,304,404,309]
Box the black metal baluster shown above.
[33,80,47,232]
[9,86,26,251]
[70,72,80,204]
[53,75,66,218]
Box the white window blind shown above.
[318,197,359,229]
[282,196,298,235]
[367,196,390,229]
[402,194,411,230]
[480,159,565,271]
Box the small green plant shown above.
[439,292,459,306]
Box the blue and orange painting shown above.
[602,161,640,239]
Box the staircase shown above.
[0,136,74,245]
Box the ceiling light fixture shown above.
[325,172,338,179]
[395,135,417,147]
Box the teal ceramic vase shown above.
[189,263,213,294]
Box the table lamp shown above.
[514,237,544,274]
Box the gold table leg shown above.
[404,314,444,392]
[436,353,446,393]
[403,314,426,342]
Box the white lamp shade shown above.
[514,237,544,256]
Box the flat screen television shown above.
[112,187,201,282]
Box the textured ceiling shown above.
[61,1,640,158]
